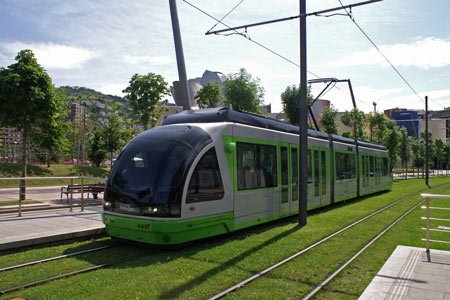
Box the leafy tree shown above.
[32,90,70,167]
[341,108,366,140]
[320,105,338,135]
[123,73,170,130]
[411,137,425,178]
[444,142,450,176]
[0,49,63,199]
[382,120,400,169]
[398,127,411,179]
[224,68,264,114]
[421,131,434,170]
[434,138,445,174]
[88,129,107,167]
[366,112,388,143]
[195,83,221,109]
[280,85,313,125]
[101,104,132,167]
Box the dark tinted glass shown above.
[106,125,212,217]
[321,151,326,195]
[314,150,319,196]
[307,149,312,184]
[335,152,355,180]
[187,148,224,203]
[237,142,277,190]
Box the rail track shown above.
[0,243,120,296]
[208,182,450,300]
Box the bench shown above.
[60,183,105,202]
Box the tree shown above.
[383,120,400,169]
[372,113,390,144]
[88,129,107,167]
[101,104,131,167]
[444,142,450,176]
[341,108,366,140]
[320,105,338,135]
[411,137,425,178]
[0,49,63,200]
[224,68,264,114]
[421,131,434,170]
[434,138,445,175]
[195,83,222,109]
[32,90,70,167]
[280,85,313,125]
[398,127,411,179]
[123,73,170,130]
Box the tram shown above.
[102,107,392,245]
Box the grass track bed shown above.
[1,177,450,299]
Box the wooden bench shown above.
[60,183,105,202]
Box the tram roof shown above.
[161,107,386,151]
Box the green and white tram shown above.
[102,108,392,245]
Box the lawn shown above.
[1,177,449,300]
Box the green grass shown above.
[0,200,41,206]
[0,163,109,188]
[1,177,450,299]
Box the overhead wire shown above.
[337,0,445,109]
[207,0,245,33]
[182,0,373,109]
[183,0,314,76]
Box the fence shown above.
[0,176,107,216]
[421,193,450,253]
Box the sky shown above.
[1,0,449,113]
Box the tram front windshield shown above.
[106,125,212,217]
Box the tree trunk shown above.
[47,150,50,168]
[19,129,28,201]
[405,161,408,180]
[110,151,113,168]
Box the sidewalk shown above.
[0,205,105,251]
[360,245,450,299]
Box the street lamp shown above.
[373,102,377,113]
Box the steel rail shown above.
[208,182,450,300]
[0,262,113,295]
[0,245,112,273]
[302,198,426,299]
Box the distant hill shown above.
[58,86,135,125]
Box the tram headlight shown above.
[103,201,112,207]
[145,207,158,214]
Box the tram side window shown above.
[187,148,224,203]
[382,157,389,176]
[335,152,355,180]
[237,142,277,190]
[307,149,312,184]
[369,156,374,177]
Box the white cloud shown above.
[2,42,96,69]
[124,55,173,65]
[332,38,450,69]
[98,83,126,97]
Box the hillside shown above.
[58,86,135,124]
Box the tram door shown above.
[311,147,330,207]
[280,145,290,215]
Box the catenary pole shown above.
[425,96,429,186]
[298,0,307,225]
[169,0,191,110]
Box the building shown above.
[0,127,22,162]
[390,110,420,138]
[172,70,227,109]
[69,103,86,124]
